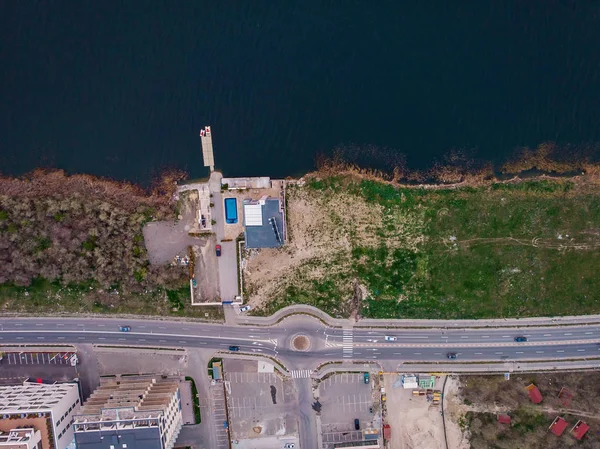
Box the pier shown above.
[200,125,215,172]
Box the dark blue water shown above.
[1,1,600,184]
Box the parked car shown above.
[284,444,295,449]
[215,244,222,257]
[240,305,252,313]
[447,352,457,359]
[119,326,131,332]
[354,419,360,430]
[228,345,240,352]
[384,336,397,341]
[514,336,528,342]
[363,372,370,384]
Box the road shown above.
[1,318,600,364]
[2,316,600,449]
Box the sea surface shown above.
[1,1,600,185]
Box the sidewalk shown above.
[232,304,600,329]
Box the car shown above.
[384,336,397,341]
[239,305,252,313]
[369,406,373,414]
[514,336,528,342]
[284,444,295,449]
[228,345,240,352]
[447,352,457,359]
[354,418,360,430]
[364,372,370,384]
[215,244,222,257]
[119,326,131,332]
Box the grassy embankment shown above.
[250,176,600,319]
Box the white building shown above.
[0,380,81,449]
[73,378,183,449]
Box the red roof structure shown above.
[525,384,543,404]
[571,421,590,440]
[549,416,568,436]
[497,414,511,425]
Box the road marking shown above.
[501,336,510,338]
[159,340,166,343]
[98,324,105,327]
[343,329,353,358]
[460,336,468,339]
[481,336,489,338]
[543,334,552,337]
[585,332,593,335]
[290,369,312,379]
[16,337,23,340]
[536,351,544,353]
[35,324,43,326]
[564,333,572,336]
[556,350,564,353]
[434,353,442,355]
[413,352,421,355]
[393,352,402,355]
[577,349,585,352]
[57,337,65,340]
[37,337,45,340]
[516,351,524,354]
[474,352,482,355]
[98,337,106,340]
[495,352,503,355]
[179,340,187,344]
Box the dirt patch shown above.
[384,374,451,449]
[291,335,311,351]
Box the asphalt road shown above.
[1,317,600,365]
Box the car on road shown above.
[354,418,360,430]
[239,305,251,313]
[384,336,397,341]
[215,244,222,257]
[514,336,528,342]
[228,345,240,351]
[447,352,457,359]
[284,444,295,449]
[364,372,370,384]
[119,326,131,332]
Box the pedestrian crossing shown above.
[343,328,353,358]
[290,369,313,379]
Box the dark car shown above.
[228,345,240,352]
[216,244,222,257]
[354,419,360,430]
[447,352,457,359]
[514,336,528,342]
[119,326,131,332]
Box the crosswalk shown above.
[343,328,353,358]
[290,369,313,379]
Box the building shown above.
[571,420,590,440]
[0,379,81,449]
[243,196,285,248]
[497,415,511,425]
[73,377,183,449]
[548,416,568,436]
[0,427,42,449]
[525,384,543,404]
[401,375,418,389]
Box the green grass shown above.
[266,177,600,319]
[0,278,224,320]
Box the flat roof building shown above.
[243,197,285,248]
[0,380,81,449]
[73,378,183,449]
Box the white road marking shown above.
[516,351,524,354]
[556,350,564,353]
[577,349,585,352]
[495,352,503,355]
[564,333,572,336]
[393,352,402,355]
[585,332,593,335]
[536,351,544,353]
[543,334,552,337]
[474,352,482,355]
[481,336,489,338]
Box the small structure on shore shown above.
[243,196,285,248]
[525,383,543,404]
[548,416,568,436]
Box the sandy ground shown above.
[444,376,471,449]
[383,374,468,449]
[243,182,426,310]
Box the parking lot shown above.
[318,372,376,448]
[1,351,76,365]
[224,359,299,449]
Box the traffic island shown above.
[291,334,311,352]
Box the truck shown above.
[383,424,391,440]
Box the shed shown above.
[549,416,568,436]
[497,414,511,425]
[525,384,543,404]
[571,421,590,440]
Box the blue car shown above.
[119,326,131,332]
[228,346,240,352]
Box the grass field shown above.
[0,278,224,320]
[248,175,600,319]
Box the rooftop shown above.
[243,198,284,248]
[549,416,568,436]
[0,382,77,413]
[74,426,162,449]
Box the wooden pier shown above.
[200,125,215,171]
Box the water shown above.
[1,1,599,185]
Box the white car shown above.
[384,336,397,341]
[239,305,252,313]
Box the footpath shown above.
[227,304,600,328]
